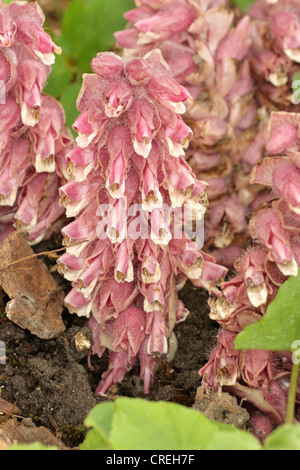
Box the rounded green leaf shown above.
[235,271,300,352]
[264,424,300,450]
[80,401,115,450]
[8,443,58,451]
[108,398,261,450]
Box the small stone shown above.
[74,332,91,352]
[193,386,250,430]
[0,232,65,340]
[0,420,68,450]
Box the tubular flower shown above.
[200,109,300,438]
[58,50,227,395]
[0,1,73,245]
[115,0,257,258]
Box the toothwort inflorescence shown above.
[115,0,257,262]
[200,110,300,441]
[0,0,73,245]
[58,50,227,395]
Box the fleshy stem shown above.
[286,361,300,425]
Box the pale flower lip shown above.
[246,281,268,308]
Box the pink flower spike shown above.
[59,49,225,395]
[7,0,62,65]
[0,1,74,248]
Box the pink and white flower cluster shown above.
[250,0,300,102]
[0,0,72,245]
[235,0,300,228]
[58,49,227,395]
[200,110,300,440]
[115,0,256,260]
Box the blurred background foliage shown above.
[43,0,136,131]
[4,0,256,131]
[232,0,256,10]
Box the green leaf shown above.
[59,0,134,73]
[44,0,135,130]
[8,443,58,451]
[231,0,256,11]
[59,81,82,132]
[80,401,115,450]
[110,398,216,450]
[234,270,300,352]
[205,428,261,450]
[44,53,73,99]
[264,424,300,450]
[292,73,300,105]
[107,398,261,450]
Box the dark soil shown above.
[0,234,221,448]
[0,236,249,449]
[0,0,251,452]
